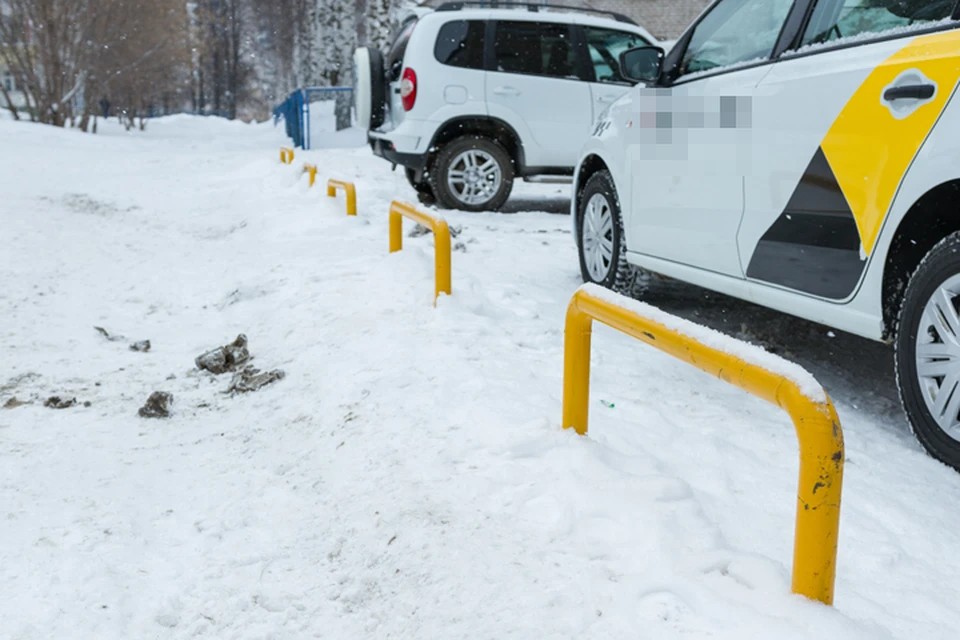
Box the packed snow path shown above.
[2,115,960,639]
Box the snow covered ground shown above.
[3,114,960,639]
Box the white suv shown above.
[571,0,960,469]
[352,2,657,211]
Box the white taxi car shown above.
[571,0,960,469]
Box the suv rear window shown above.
[435,20,486,69]
[387,19,417,81]
[493,21,581,80]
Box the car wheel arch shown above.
[882,178,960,340]
[427,116,524,176]
[573,154,615,247]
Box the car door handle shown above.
[596,95,617,103]
[492,86,521,96]
[883,84,935,101]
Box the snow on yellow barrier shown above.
[388,200,451,306]
[280,147,294,164]
[561,283,844,606]
[327,179,357,216]
[303,163,317,187]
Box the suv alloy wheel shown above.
[429,136,514,212]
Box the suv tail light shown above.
[401,67,417,111]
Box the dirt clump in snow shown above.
[129,340,151,352]
[138,391,173,418]
[226,365,285,394]
[3,397,27,409]
[44,396,76,409]
[195,334,250,374]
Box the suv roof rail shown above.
[434,1,638,25]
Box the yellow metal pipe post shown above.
[280,147,294,164]
[561,286,843,606]
[303,163,317,186]
[327,179,357,216]
[388,200,452,305]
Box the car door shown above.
[740,0,960,301]
[485,19,593,169]
[627,0,796,277]
[580,25,653,123]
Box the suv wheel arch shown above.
[425,116,525,180]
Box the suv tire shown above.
[576,171,641,294]
[896,231,960,471]
[353,46,386,130]
[429,136,514,212]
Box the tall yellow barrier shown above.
[562,284,844,606]
[388,200,451,305]
[280,147,294,164]
[303,163,318,187]
[327,179,357,216]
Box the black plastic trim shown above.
[369,136,427,176]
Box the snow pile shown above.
[2,115,960,639]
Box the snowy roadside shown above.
[2,115,960,639]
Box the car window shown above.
[583,27,651,83]
[386,18,417,82]
[800,0,955,47]
[680,0,795,76]
[493,21,580,80]
[435,20,486,69]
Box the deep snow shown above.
[2,114,960,639]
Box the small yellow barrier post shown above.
[327,179,357,216]
[303,163,317,187]
[388,200,452,305]
[562,284,844,606]
[280,147,294,164]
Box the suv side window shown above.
[583,27,650,83]
[435,20,486,69]
[680,0,794,76]
[800,0,955,47]
[493,21,581,80]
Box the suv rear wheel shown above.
[429,136,514,212]
[896,231,960,471]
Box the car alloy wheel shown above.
[914,273,960,439]
[582,193,615,282]
[446,149,502,206]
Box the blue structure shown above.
[273,87,353,150]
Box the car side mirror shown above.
[619,46,664,84]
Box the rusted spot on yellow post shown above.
[388,200,452,306]
[280,147,294,164]
[561,285,844,606]
[327,179,357,216]
[303,163,318,186]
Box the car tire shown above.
[406,167,436,206]
[352,46,385,130]
[429,136,514,212]
[576,170,640,294]
[895,231,960,471]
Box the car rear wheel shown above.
[895,231,960,471]
[429,136,513,212]
[576,171,639,294]
[352,46,385,130]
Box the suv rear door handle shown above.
[884,84,935,101]
[492,86,521,97]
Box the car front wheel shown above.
[896,231,960,471]
[577,170,636,293]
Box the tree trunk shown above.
[0,82,20,121]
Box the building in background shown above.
[417,0,712,40]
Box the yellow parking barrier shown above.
[280,147,294,164]
[561,284,844,606]
[303,163,317,187]
[327,179,357,216]
[388,200,451,305]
